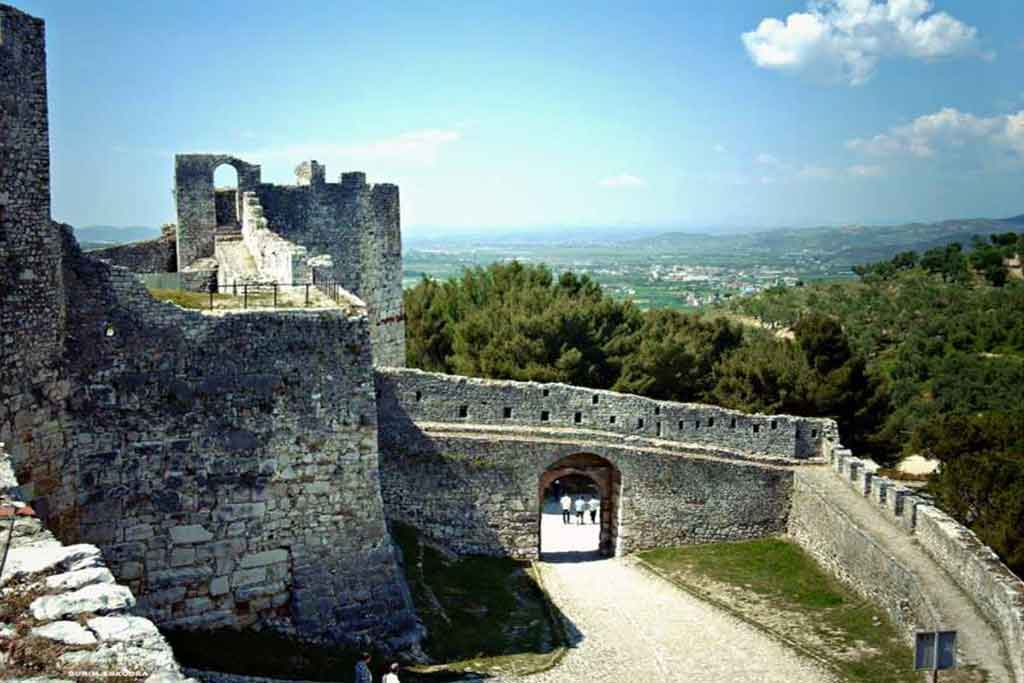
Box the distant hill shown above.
[634,216,1023,265]
[73,225,160,247]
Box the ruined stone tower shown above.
[0,3,71,517]
[173,155,406,367]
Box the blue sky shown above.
[18,0,1024,235]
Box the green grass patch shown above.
[640,538,924,683]
[392,522,564,677]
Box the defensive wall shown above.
[375,368,835,559]
[789,448,1024,682]
[173,157,405,367]
[51,235,419,650]
[87,223,178,275]
[0,3,69,525]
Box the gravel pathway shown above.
[491,512,839,682]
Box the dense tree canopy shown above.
[405,240,1024,575]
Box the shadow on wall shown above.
[376,401,522,558]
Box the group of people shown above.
[559,492,600,525]
[354,652,399,683]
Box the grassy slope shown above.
[391,523,565,677]
[639,538,928,683]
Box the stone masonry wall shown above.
[376,372,797,559]
[52,241,420,651]
[787,469,940,634]
[0,4,71,533]
[802,448,1024,683]
[1,443,189,682]
[88,224,177,274]
[254,169,404,367]
[376,368,834,460]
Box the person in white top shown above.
[574,496,585,525]
[560,493,572,524]
[588,495,600,524]
[383,662,400,683]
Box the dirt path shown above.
[491,512,839,682]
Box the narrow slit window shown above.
[542,388,550,397]
[503,407,513,419]
[592,394,599,404]
[414,391,422,402]
[753,424,761,434]
[610,415,617,424]
[541,410,550,422]
[771,419,778,430]
[637,417,645,429]
[811,429,818,438]
[707,417,715,428]
[656,422,662,436]
[654,406,661,415]
[730,418,737,429]
[695,420,700,430]
[574,411,582,424]
[678,420,685,430]
[458,405,468,418]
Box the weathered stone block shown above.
[231,567,266,587]
[239,549,288,568]
[169,524,213,545]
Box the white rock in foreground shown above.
[31,620,98,646]
[31,583,135,621]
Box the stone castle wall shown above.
[376,369,806,559]
[253,170,404,367]
[50,238,419,650]
[0,4,71,527]
[376,368,834,460]
[815,450,1024,682]
[88,224,177,274]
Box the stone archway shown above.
[538,453,621,558]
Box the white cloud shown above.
[598,174,646,188]
[798,165,837,179]
[245,129,461,167]
[848,164,885,177]
[742,0,986,86]
[847,107,1024,159]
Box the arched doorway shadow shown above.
[538,453,621,562]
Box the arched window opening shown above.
[213,163,240,229]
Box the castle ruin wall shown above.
[376,367,834,460]
[54,243,419,650]
[376,369,804,559]
[88,224,178,275]
[0,4,71,525]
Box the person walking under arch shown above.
[560,492,572,524]
[574,495,585,525]
[588,494,599,524]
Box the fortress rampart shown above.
[375,367,836,461]
[173,158,405,367]
[375,368,830,559]
[50,241,419,649]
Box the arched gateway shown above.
[538,453,621,558]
